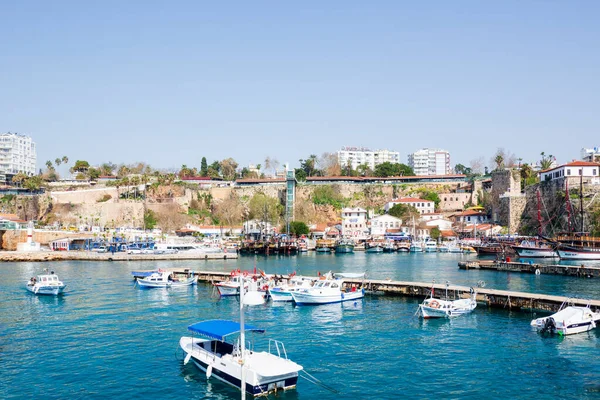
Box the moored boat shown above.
[335,239,355,253]
[268,275,316,302]
[136,269,196,288]
[512,239,557,258]
[179,320,303,396]
[26,270,66,295]
[531,303,600,335]
[290,272,364,305]
[418,283,477,319]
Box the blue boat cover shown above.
[188,320,265,341]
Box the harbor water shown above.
[2,252,600,399]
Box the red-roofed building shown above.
[384,198,434,214]
[452,209,490,225]
[539,161,600,184]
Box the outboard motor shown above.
[541,317,556,335]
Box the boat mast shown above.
[239,276,246,400]
[565,179,573,233]
[580,173,584,232]
[536,189,543,236]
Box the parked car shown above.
[93,246,108,253]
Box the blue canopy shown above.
[188,320,265,341]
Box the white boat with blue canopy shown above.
[179,319,303,397]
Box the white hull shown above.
[531,306,600,335]
[419,296,477,319]
[513,247,557,258]
[558,250,600,260]
[180,337,302,396]
[137,277,196,288]
[26,284,65,295]
[291,289,364,305]
[268,289,293,302]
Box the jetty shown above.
[176,270,600,314]
[458,260,600,278]
[0,251,238,262]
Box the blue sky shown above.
[1,1,599,172]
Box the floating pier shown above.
[185,270,600,314]
[458,260,600,278]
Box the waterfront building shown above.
[369,214,402,237]
[581,147,600,162]
[407,148,450,176]
[538,161,600,185]
[452,209,490,225]
[337,146,400,171]
[341,207,368,239]
[384,198,435,215]
[0,133,37,183]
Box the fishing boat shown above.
[136,269,197,288]
[214,272,248,296]
[290,272,365,305]
[418,283,477,319]
[382,240,397,252]
[531,303,600,336]
[179,320,303,396]
[409,241,423,252]
[365,242,383,253]
[334,239,355,253]
[315,244,332,253]
[26,270,66,295]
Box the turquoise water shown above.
[1,253,600,399]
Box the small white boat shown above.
[136,269,196,288]
[26,270,66,295]
[424,239,438,252]
[531,303,600,336]
[409,242,424,253]
[418,283,477,318]
[268,275,316,302]
[214,273,246,296]
[180,319,303,396]
[290,272,365,305]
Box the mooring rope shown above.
[299,370,340,394]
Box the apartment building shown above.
[407,148,450,176]
[0,133,37,182]
[337,146,400,171]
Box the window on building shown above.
[579,169,582,176]
[567,169,571,176]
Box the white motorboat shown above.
[424,239,438,252]
[409,242,423,252]
[26,270,66,295]
[214,271,270,298]
[418,283,477,318]
[268,275,315,302]
[136,269,196,288]
[531,303,600,336]
[290,272,365,305]
[512,240,557,258]
[180,319,303,396]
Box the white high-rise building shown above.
[337,146,400,171]
[408,148,450,176]
[581,147,600,162]
[0,133,37,181]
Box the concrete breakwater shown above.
[187,270,600,314]
[0,251,238,262]
[458,260,600,278]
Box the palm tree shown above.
[55,158,62,168]
[45,160,54,171]
[494,155,504,170]
[539,152,554,170]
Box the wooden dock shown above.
[187,270,600,314]
[458,260,600,278]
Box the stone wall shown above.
[1,230,95,250]
[491,169,521,222]
[439,193,472,212]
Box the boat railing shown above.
[268,339,288,360]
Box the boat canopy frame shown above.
[188,319,265,341]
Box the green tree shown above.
[299,154,321,177]
[421,191,441,210]
[289,221,310,236]
[454,163,472,175]
[200,157,208,177]
[374,162,414,177]
[539,152,555,170]
[45,160,54,171]
[248,193,282,224]
[294,168,307,182]
[11,172,27,187]
[72,160,90,173]
[430,227,441,240]
[24,176,43,191]
[144,209,158,230]
[88,167,101,180]
[388,203,419,221]
[494,153,505,171]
